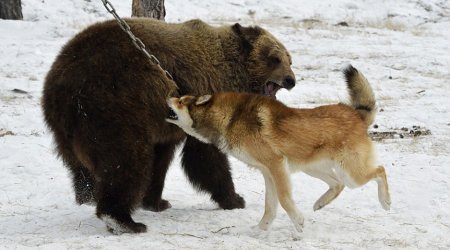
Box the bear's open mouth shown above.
[167,108,178,120]
[264,81,282,99]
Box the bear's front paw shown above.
[217,193,245,209]
[142,199,172,212]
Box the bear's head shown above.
[232,23,296,99]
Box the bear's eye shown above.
[270,56,281,65]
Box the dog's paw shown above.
[249,224,270,238]
[313,200,326,211]
[256,221,271,231]
[378,191,391,211]
[251,224,266,231]
[380,196,391,211]
[291,215,304,232]
[293,222,304,232]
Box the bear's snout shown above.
[283,75,296,90]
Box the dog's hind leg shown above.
[336,156,391,210]
[373,165,391,210]
[357,166,391,211]
[257,168,278,230]
[269,160,304,232]
[302,167,344,211]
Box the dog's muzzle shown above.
[167,107,178,120]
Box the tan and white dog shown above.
[166,65,391,232]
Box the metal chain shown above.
[100,0,174,81]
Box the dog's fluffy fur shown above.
[166,65,391,232]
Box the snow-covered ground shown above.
[1,0,449,249]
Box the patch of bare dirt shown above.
[0,129,15,137]
[369,125,431,141]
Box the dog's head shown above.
[166,95,214,143]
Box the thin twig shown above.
[211,226,235,233]
[161,232,205,239]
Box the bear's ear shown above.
[232,23,262,45]
[195,95,212,105]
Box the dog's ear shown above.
[195,95,212,105]
[180,96,195,105]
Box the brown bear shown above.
[42,18,296,234]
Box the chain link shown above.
[100,0,174,81]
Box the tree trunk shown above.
[132,0,165,20]
[0,0,23,20]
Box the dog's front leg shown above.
[257,167,279,230]
[270,160,304,232]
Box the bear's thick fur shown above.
[42,18,295,234]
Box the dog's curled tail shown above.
[344,65,376,126]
